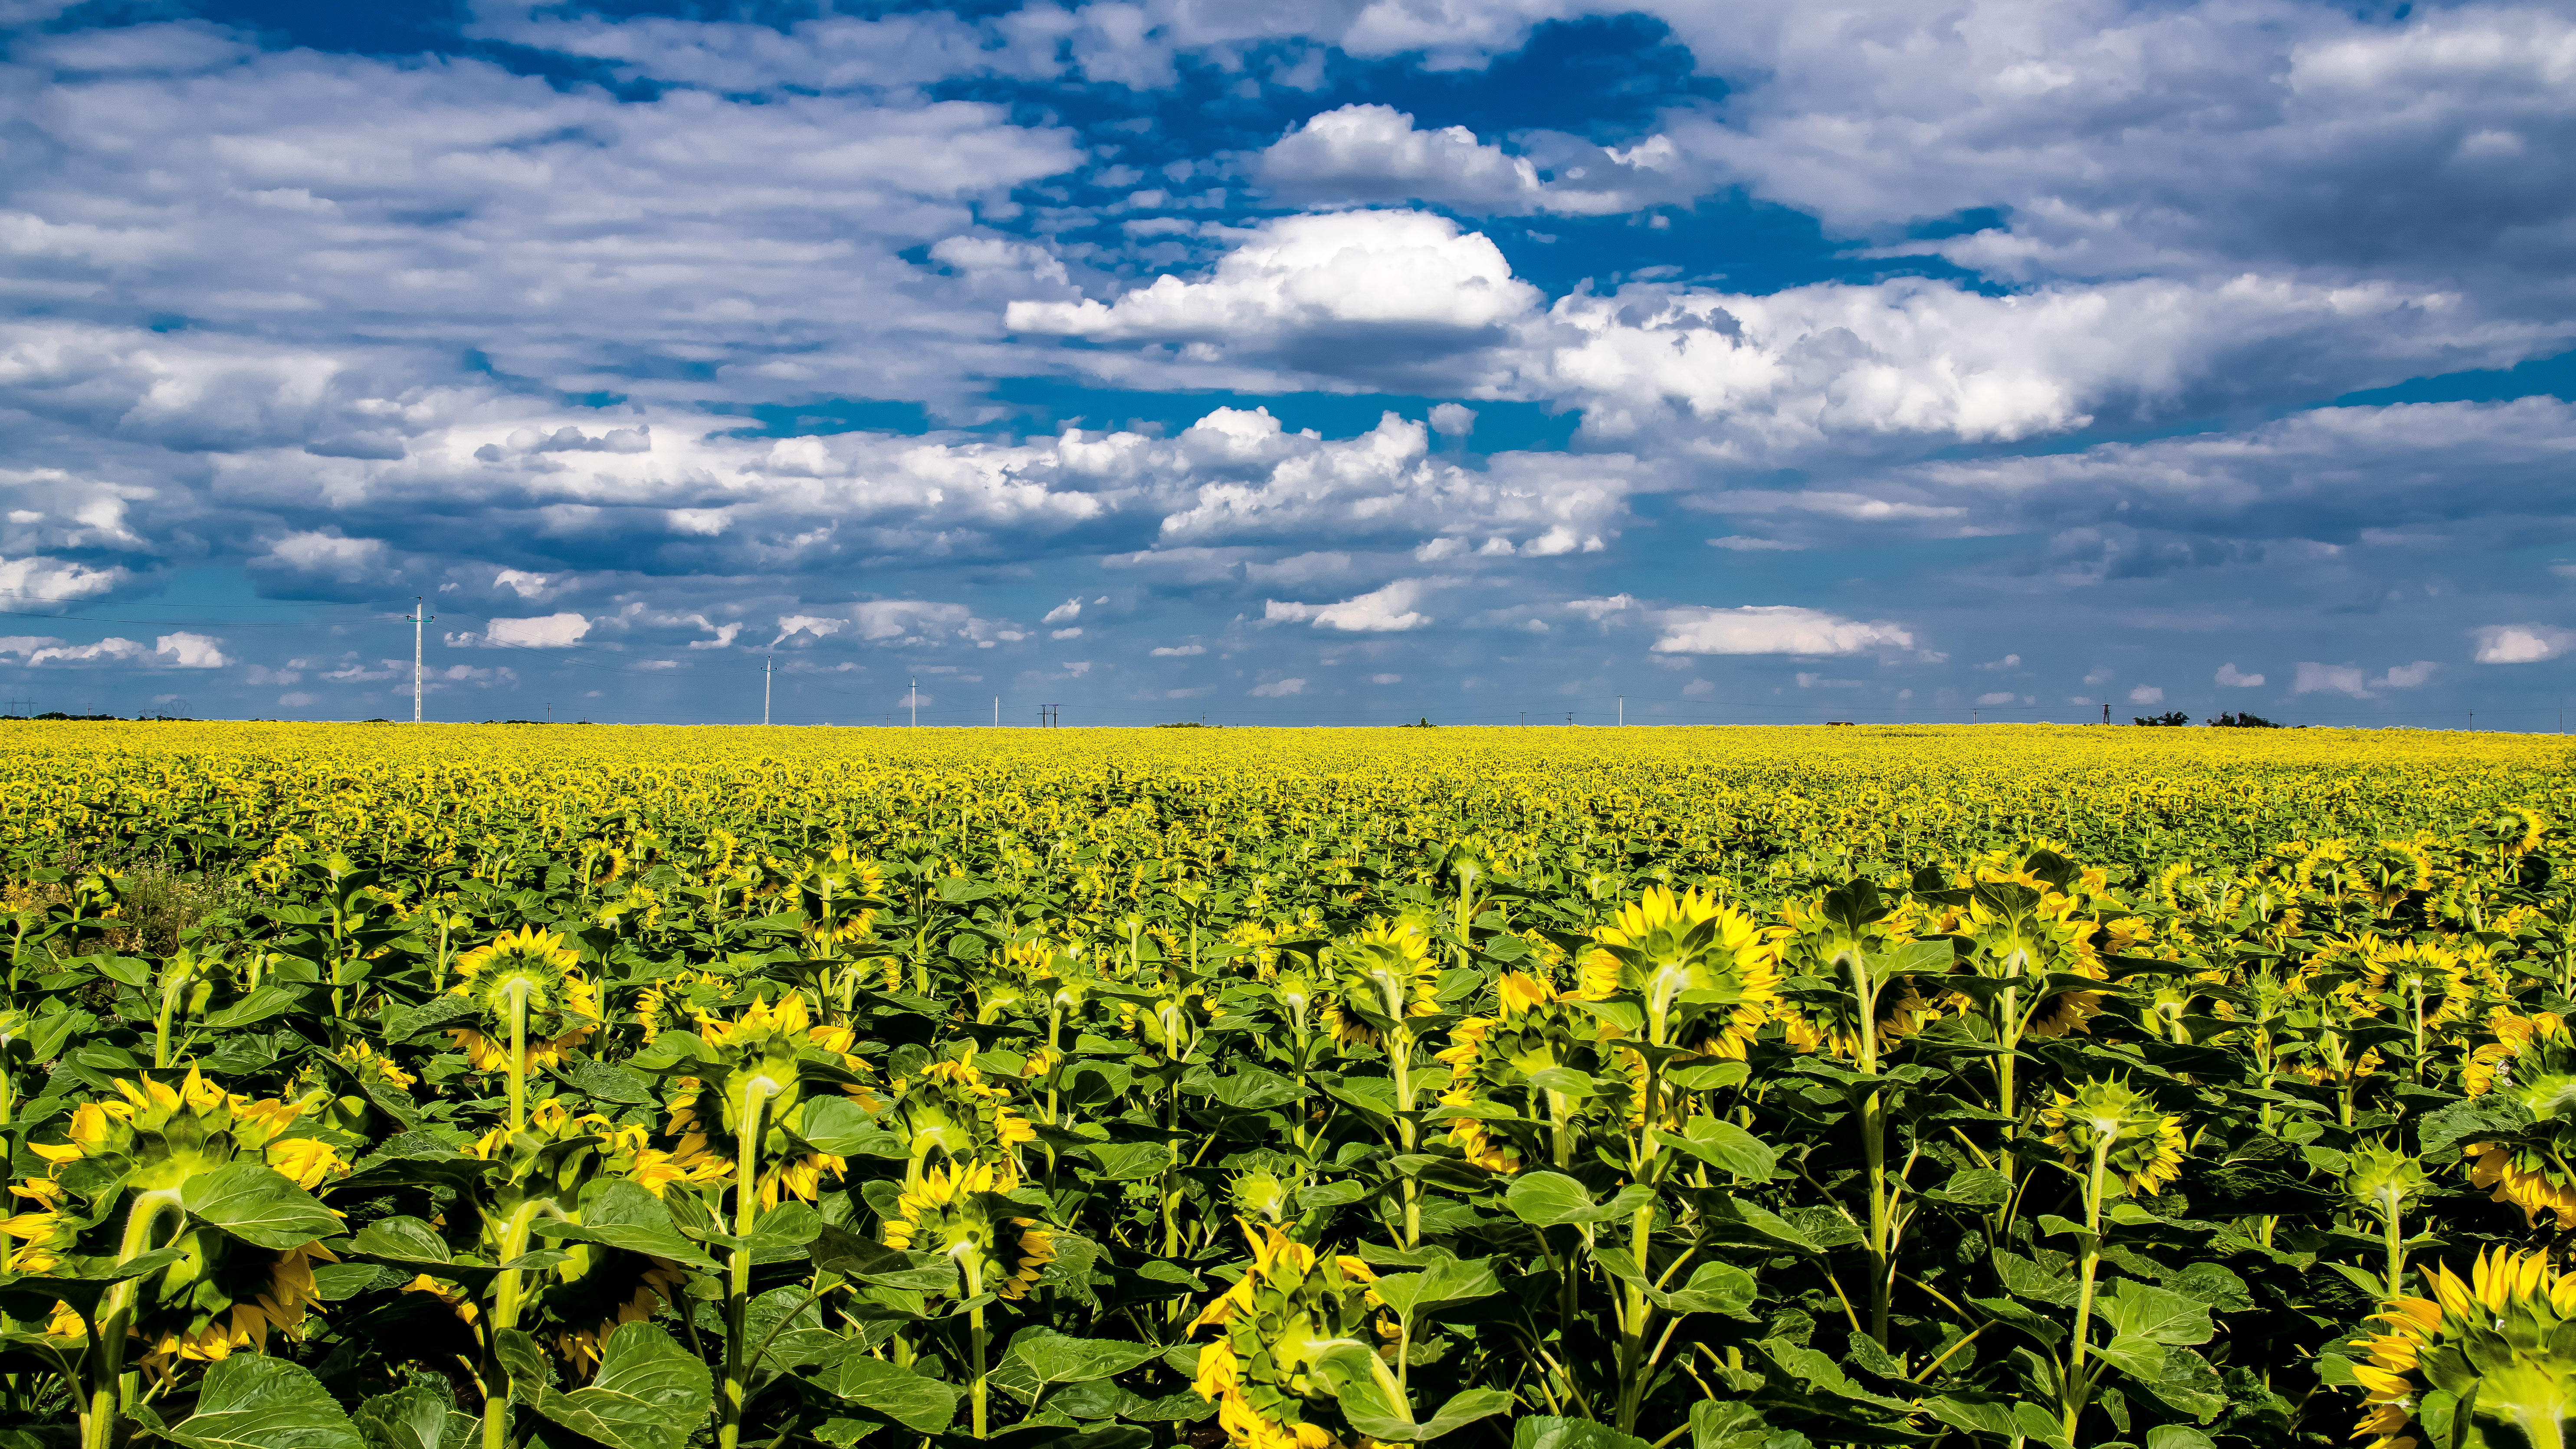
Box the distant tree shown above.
[2133,710,2191,727]
[2210,711,2282,728]
[1397,717,1437,728]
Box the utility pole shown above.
[545,702,552,724]
[1618,695,1624,726]
[994,696,1000,727]
[2102,702,2110,726]
[1565,711,1573,727]
[408,596,431,724]
[910,675,917,728]
[1972,708,1979,724]
[762,652,772,726]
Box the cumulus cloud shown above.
[1649,605,1913,656]
[1250,677,1306,696]
[1008,211,1541,381]
[259,532,385,579]
[2295,662,2370,697]
[472,614,592,648]
[1264,579,1436,633]
[2372,661,2438,689]
[154,632,230,668]
[1258,105,1675,216]
[2475,625,2574,663]
[1150,643,1205,656]
[2215,663,2264,687]
[2128,685,2164,704]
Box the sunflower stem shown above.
[484,1197,555,1449]
[86,1187,181,1449]
[720,1085,775,1449]
[2062,1134,2112,1442]
[506,979,529,1137]
[964,1255,988,1439]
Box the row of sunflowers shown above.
[0,724,2574,1449]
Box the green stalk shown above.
[1852,949,1891,1350]
[964,1254,989,1438]
[2381,1190,2405,1296]
[87,1187,181,1449]
[1389,1014,1419,1247]
[719,1085,777,1449]
[154,968,182,1070]
[483,1199,555,1449]
[506,980,529,1137]
[2061,1135,2112,1442]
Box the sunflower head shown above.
[2038,1077,2187,1198]
[1188,1224,1389,1449]
[1583,886,1779,1050]
[1331,918,1439,1029]
[884,1054,1037,1167]
[2346,1141,2432,1220]
[30,1070,329,1195]
[448,928,597,1073]
[879,1159,1052,1300]
[2351,1248,2576,1449]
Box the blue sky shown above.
[5,0,2576,727]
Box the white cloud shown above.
[1979,653,2021,670]
[482,613,592,648]
[1250,677,1306,696]
[1007,210,1540,357]
[1979,690,2018,705]
[1707,536,1802,551]
[1650,605,1912,656]
[1369,672,1401,683]
[258,532,384,579]
[2127,685,2163,704]
[1429,403,1477,437]
[0,636,148,666]
[1051,627,1083,639]
[2295,662,2371,696]
[1264,579,1436,633]
[154,632,230,668]
[2475,625,2573,663]
[2214,662,2264,687]
[2371,661,2438,689]
[1564,594,1634,623]
[0,556,121,602]
[1150,643,1205,656]
[1041,597,1082,624]
[493,569,554,600]
[1258,105,1667,216]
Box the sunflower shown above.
[879,1159,1053,1301]
[135,1238,341,1380]
[2458,1012,2576,1227]
[1326,918,1440,1047]
[882,1056,1038,1176]
[2351,1248,2576,1449]
[1188,1223,1392,1449]
[447,927,597,1073]
[1581,885,1779,1053]
[26,1069,338,1193]
[2038,1077,2186,1198]
[658,992,889,1210]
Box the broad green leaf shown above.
[148,1354,365,1449]
[812,1223,961,1294]
[354,1378,479,1449]
[1002,1328,1161,1386]
[1510,1416,1651,1449]
[1647,1118,1774,1181]
[1085,1143,1175,1180]
[2088,1334,2169,1384]
[1503,1172,1651,1227]
[181,1163,342,1249]
[1343,1388,1514,1444]
[1646,1260,1755,1318]
[506,1322,712,1449]
[201,987,303,1031]
[1372,1256,1501,1317]
[830,1352,959,1434]
[534,1180,721,1272]
[2100,1279,2215,1346]
[2145,1429,2216,1449]
[348,1217,452,1265]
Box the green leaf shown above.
[831,1352,959,1435]
[354,1378,479,1449]
[550,1059,656,1105]
[1085,1143,1175,1181]
[505,1322,712,1449]
[2088,1335,2169,1384]
[794,1095,903,1158]
[535,1180,722,1272]
[347,1218,453,1266]
[1372,1256,1502,1318]
[1502,1172,1651,1227]
[144,1354,364,1449]
[812,1223,961,1294]
[201,987,304,1032]
[1509,1416,1650,1449]
[180,1163,342,1249]
[1646,1260,1755,1318]
[1001,1329,1161,1387]
[1349,1389,1514,1444]
[2144,1429,2216,1449]
[2099,1279,2214,1346]
[1647,1118,1775,1181]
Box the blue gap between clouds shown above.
[707,383,1583,452]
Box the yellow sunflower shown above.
[2038,1077,2186,1198]
[447,927,597,1073]
[2352,1248,2576,1449]
[879,1159,1053,1301]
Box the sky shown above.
[4,0,2576,728]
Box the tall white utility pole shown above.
[1618,695,1624,726]
[407,597,431,723]
[993,696,999,727]
[762,652,772,726]
[910,675,917,727]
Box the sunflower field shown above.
[1,721,2573,1449]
